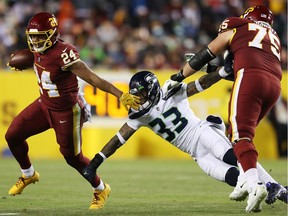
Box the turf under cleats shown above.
[8,171,40,196]
[265,182,288,204]
[229,180,248,201]
[246,182,267,213]
[89,183,111,210]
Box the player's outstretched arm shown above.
[186,68,222,97]
[69,60,140,110]
[171,30,233,82]
[82,123,136,182]
[186,51,234,97]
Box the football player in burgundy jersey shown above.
[168,5,285,213]
[5,12,140,210]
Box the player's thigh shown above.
[229,74,280,140]
[51,103,84,156]
[197,126,231,160]
[229,75,262,139]
[7,99,50,140]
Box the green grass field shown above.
[0,158,287,216]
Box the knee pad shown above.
[233,139,257,160]
[225,167,239,187]
[223,148,238,166]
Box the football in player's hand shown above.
[8,49,34,70]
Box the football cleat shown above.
[229,180,248,201]
[8,171,40,196]
[246,182,267,213]
[265,182,288,204]
[89,183,111,210]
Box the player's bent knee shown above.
[225,167,239,186]
[64,154,82,167]
[5,128,20,145]
[223,148,237,166]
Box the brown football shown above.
[8,49,34,70]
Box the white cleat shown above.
[229,180,248,201]
[246,183,267,213]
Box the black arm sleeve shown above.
[188,47,216,71]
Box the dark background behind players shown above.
[0,0,286,70]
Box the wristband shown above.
[195,79,204,92]
[116,131,126,144]
[98,152,107,160]
[170,70,185,82]
[218,67,230,78]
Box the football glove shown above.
[120,93,140,111]
[170,69,185,82]
[7,62,21,71]
[223,51,234,81]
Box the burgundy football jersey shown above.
[33,39,80,110]
[219,17,282,80]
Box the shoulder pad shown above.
[218,17,250,34]
[163,84,182,100]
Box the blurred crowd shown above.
[0,0,287,70]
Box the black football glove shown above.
[206,63,219,73]
[170,69,185,82]
[223,51,234,81]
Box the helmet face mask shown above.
[26,12,59,53]
[240,5,273,26]
[129,71,161,111]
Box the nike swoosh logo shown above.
[60,120,66,123]
[62,47,68,52]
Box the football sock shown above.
[256,162,277,185]
[93,179,105,191]
[21,165,35,177]
[244,168,259,192]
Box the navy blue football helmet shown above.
[129,71,161,111]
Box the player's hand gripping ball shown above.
[8,49,34,70]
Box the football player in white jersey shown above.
[82,68,287,205]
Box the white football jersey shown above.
[127,83,206,156]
